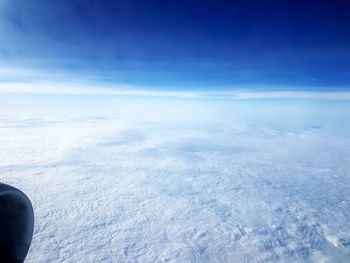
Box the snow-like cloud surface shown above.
[1,96,350,262]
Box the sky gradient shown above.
[0,0,350,95]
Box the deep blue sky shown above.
[1,0,350,91]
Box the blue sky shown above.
[0,0,350,95]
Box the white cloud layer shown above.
[1,96,350,262]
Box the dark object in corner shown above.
[0,183,34,263]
